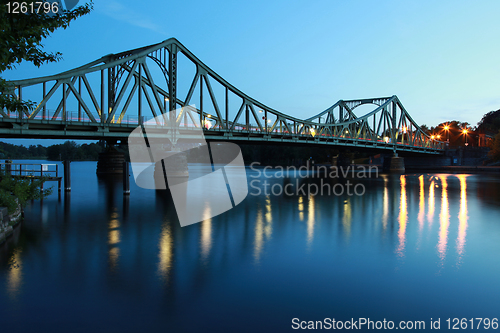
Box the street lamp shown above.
[444,125,450,143]
[463,129,468,146]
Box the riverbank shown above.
[0,205,22,246]
[405,165,500,173]
[286,163,500,175]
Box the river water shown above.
[1,160,500,332]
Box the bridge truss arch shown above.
[0,38,443,154]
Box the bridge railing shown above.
[1,108,444,150]
[204,125,444,150]
[1,109,146,126]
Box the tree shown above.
[488,130,500,162]
[427,120,473,146]
[420,124,430,135]
[0,0,93,112]
[477,110,500,135]
[0,169,53,214]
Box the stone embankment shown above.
[0,205,22,245]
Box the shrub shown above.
[0,170,52,214]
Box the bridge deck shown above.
[0,118,442,154]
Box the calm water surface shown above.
[1,160,500,332]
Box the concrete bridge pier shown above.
[388,152,405,174]
[332,153,351,169]
[96,140,125,175]
[153,149,189,190]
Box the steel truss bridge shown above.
[1,38,443,154]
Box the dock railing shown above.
[0,161,62,191]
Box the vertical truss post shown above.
[225,86,228,130]
[245,104,249,131]
[100,69,105,124]
[373,115,376,140]
[78,76,82,121]
[62,83,66,123]
[43,82,46,120]
[168,44,178,116]
[392,101,397,142]
[200,73,203,128]
[339,105,343,122]
[108,66,116,123]
[138,64,142,125]
[265,109,268,132]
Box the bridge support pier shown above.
[332,153,351,170]
[153,150,189,189]
[96,141,125,175]
[389,153,405,174]
[63,160,71,191]
[123,161,130,195]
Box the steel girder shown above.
[0,38,443,152]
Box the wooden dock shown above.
[1,162,63,191]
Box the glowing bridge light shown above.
[310,128,316,137]
[384,136,389,143]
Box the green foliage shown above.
[46,140,103,160]
[0,141,47,159]
[0,0,93,112]
[0,140,105,161]
[0,170,52,213]
[488,130,500,162]
[0,189,19,213]
[477,110,500,135]
[424,120,473,146]
[420,124,430,135]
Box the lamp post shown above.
[444,125,450,143]
[463,128,468,146]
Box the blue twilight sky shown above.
[2,0,500,146]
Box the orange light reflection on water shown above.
[456,175,468,263]
[307,195,316,247]
[396,175,407,257]
[417,175,425,230]
[427,180,435,226]
[437,175,450,262]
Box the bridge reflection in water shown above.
[0,162,497,332]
